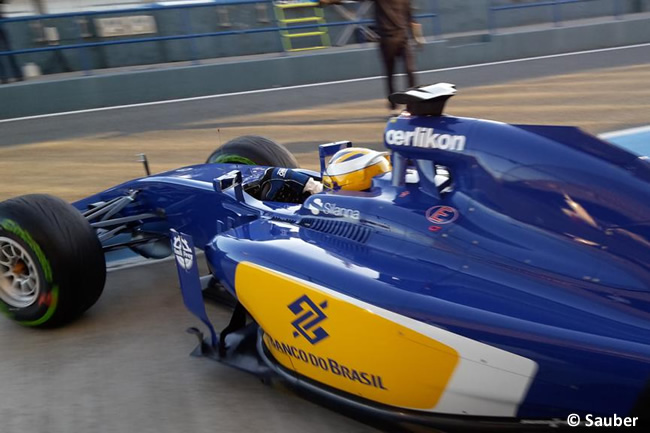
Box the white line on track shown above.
[599,125,650,139]
[1,42,650,124]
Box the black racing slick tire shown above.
[0,194,106,328]
[206,135,299,168]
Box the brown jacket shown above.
[369,0,414,39]
[321,0,414,39]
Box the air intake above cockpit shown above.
[389,82,456,116]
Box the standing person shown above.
[320,0,423,110]
[0,0,24,84]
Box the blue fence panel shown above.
[487,0,624,34]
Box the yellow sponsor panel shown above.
[235,262,460,410]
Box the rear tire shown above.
[0,194,106,327]
[206,135,299,168]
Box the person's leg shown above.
[380,37,398,109]
[403,40,416,88]
[394,37,416,91]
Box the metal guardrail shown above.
[487,0,624,34]
[0,0,439,75]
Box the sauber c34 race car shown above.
[1,84,648,431]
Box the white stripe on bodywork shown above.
[262,266,538,417]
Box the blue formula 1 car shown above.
[1,84,648,431]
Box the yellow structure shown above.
[273,1,331,52]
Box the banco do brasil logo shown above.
[288,295,329,345]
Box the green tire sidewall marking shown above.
[19,285,59,327]
[211,154,258,165]
[0,218,59,326]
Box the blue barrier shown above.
[0,0,439,75]
[487,0,623,34]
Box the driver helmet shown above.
[323,147,391,191]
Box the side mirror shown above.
[213,170,244,202]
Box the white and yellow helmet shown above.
[322,147,391,191]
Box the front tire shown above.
[0,194,106,327]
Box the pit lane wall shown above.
[1,14,650,119]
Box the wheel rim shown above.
[0,237,40,308]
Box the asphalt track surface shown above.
[1,45,650,433]
[2,43,650,146]
[0,260,384,433]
